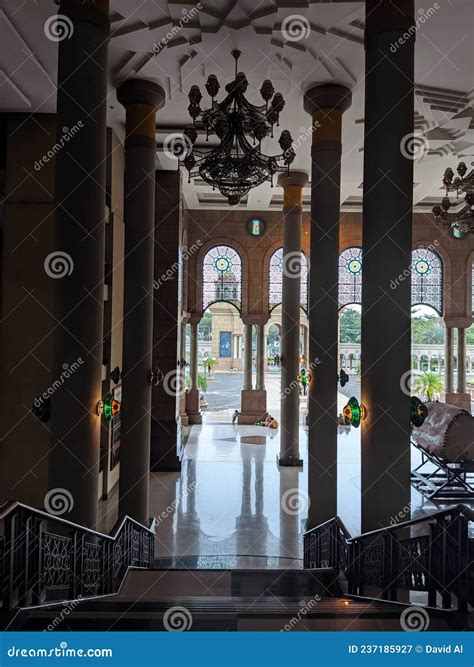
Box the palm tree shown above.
[413,371,444,401]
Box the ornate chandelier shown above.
[432,161,474,239]
[180,50,295,206]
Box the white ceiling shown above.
[0,0,473,211]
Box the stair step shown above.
[118,568,337,600]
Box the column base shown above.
[150,420,182,471]
[277,454,303,468]
[185,388,202,424]
[238,389,267,425]
[444,392,471,413]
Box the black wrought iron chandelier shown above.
[180,50,295,206]
[432,161,474,239]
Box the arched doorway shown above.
[199,245,244,420]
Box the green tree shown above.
[339,307,361,343]
[411,314,444,344]
[413,371,444,401]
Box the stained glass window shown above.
[269,248,308,312]
[203,245,242,310]
[411,248,443,315]
[339,247,362,308]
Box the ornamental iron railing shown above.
[304,505,473,612]
[0,501,155,610]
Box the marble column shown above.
[185,318,202,424]
[117,79,164,523]
[48,0,110,527]
[304,85,351,526]
[278,171,308,467]
[243,324,253,391]
[256,324,266,391]
[457,328,466,394]
[445,326,454,393]
[361,0,415,532]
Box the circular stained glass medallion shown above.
[347,257,362,276]
[213,256,231,274]
[413,258,431,276]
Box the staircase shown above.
[1,501,472,632]
[8,568,452,632]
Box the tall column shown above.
[278,172,308,467]
[48,0,110,527]
[361,0,415,532]
[243,324,253,390]
[256,324,266,391]
[151,172,182,471]
[445,326,454,393]
[185,318,202,424]
[117,80,164,523]
[457,328,466,394]
[304,86,351,526]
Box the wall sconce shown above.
[411,396,428,427]
[110,366,121,384]
[342,396,366,428]
[338,369,349,387]
[149,367,163,387]
[97,393,121,422]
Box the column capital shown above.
[117,78,165,110]
[278,171,308,208]
[444,317,472,329]
[303,83,352,116]
[242,314,269,326]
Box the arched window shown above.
[202,245,242,310]
[339,247,362,308]
[411,248,443,315]
[268,248,308,312]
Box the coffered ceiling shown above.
[0,0,472,211]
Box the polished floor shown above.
[147,395,444,569]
